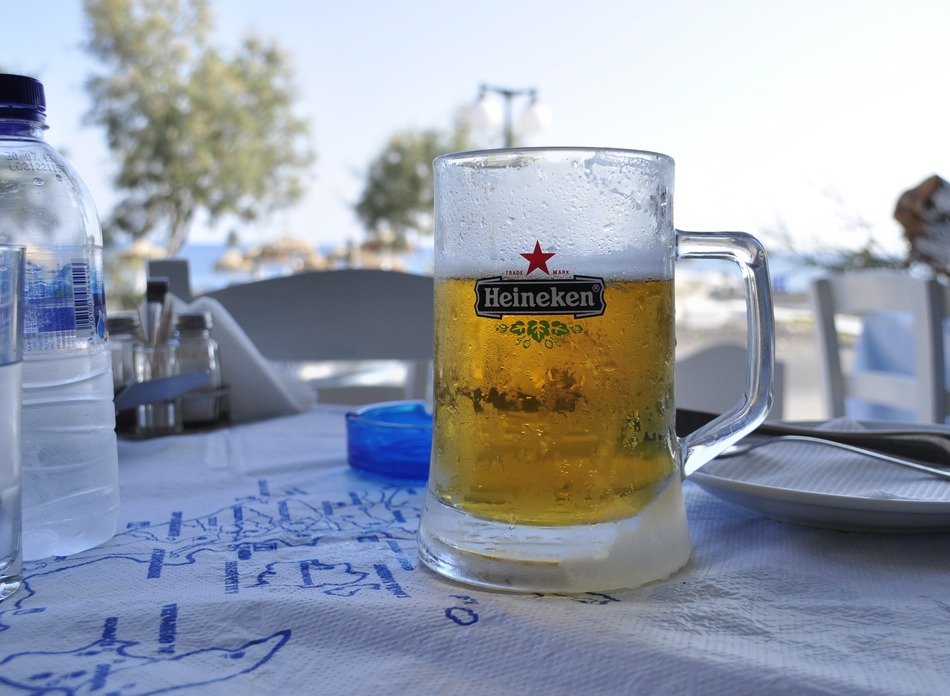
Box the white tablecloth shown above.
[2,407,949,694]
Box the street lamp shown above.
[468,84,552,147]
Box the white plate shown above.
[689,420,950,533]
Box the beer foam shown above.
[435,149,676,281]
[434,238,675,281]
[558,478,692,591]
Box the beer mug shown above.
[418,148,774,592]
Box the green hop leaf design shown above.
[502,320,583,348]
[527,320,550,343]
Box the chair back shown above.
[810,272,947,423]
[147,259,195,303]
[148,260,434,403]
[202,269,433,362]
[675,342,786,420]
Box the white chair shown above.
[148,259,434,404]
[675,342,785,420]
[810,272,948,423]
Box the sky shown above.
[3,0,949,256]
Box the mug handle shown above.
[675,230,776,477]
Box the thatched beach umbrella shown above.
[118,237,167,261]
[214,247,254,273]
[248,235,317,262]
[299,251,331,271]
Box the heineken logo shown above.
[473,241,606,319]
[474,276,606,318]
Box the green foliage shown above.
[765,220,906,275]
[354,113,474,248]
[83,0,314,255]
[791,245,907,273]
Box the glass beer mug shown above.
[417,148,774,593]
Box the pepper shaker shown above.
[107,312,140,433]
[174,311,224,427]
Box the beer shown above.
[420,148,770,592]
[432,276,676,526]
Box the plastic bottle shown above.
[0,74,119,559]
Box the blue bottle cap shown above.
[0,74,46,119]
[345,400,432,481]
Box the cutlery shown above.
[676,408,950,468]
[717,434,950,480]
[114,371,211,412]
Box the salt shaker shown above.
[107,312,140,433]
[107,312,140,393]
[133,340,182,437]
[174,311,223,426]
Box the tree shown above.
[355,113,474,249]
[763,188,906,277]
[84,0,314,256]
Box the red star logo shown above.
[520,241,556,275]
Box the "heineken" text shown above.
[474,276,606,319]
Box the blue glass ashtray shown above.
[345,400,432,481]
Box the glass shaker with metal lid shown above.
[107,312,141,395]
[174,311,224,426]
[107,312,140,433]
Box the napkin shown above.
[170,295,315,422]
[697,418,950,502]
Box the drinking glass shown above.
[0,245,24,601]
[418,148,774,592]
[133,342,183,437]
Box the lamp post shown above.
[468,84,552,147]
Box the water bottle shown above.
[0,74,119,559]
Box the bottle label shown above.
[23,246,108,352]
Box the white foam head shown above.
[434,148,675,280]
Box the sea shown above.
[178,241,822,298]
[178,242,436,294]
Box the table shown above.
[2,407,949,694]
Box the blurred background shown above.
[3,0,948,417]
